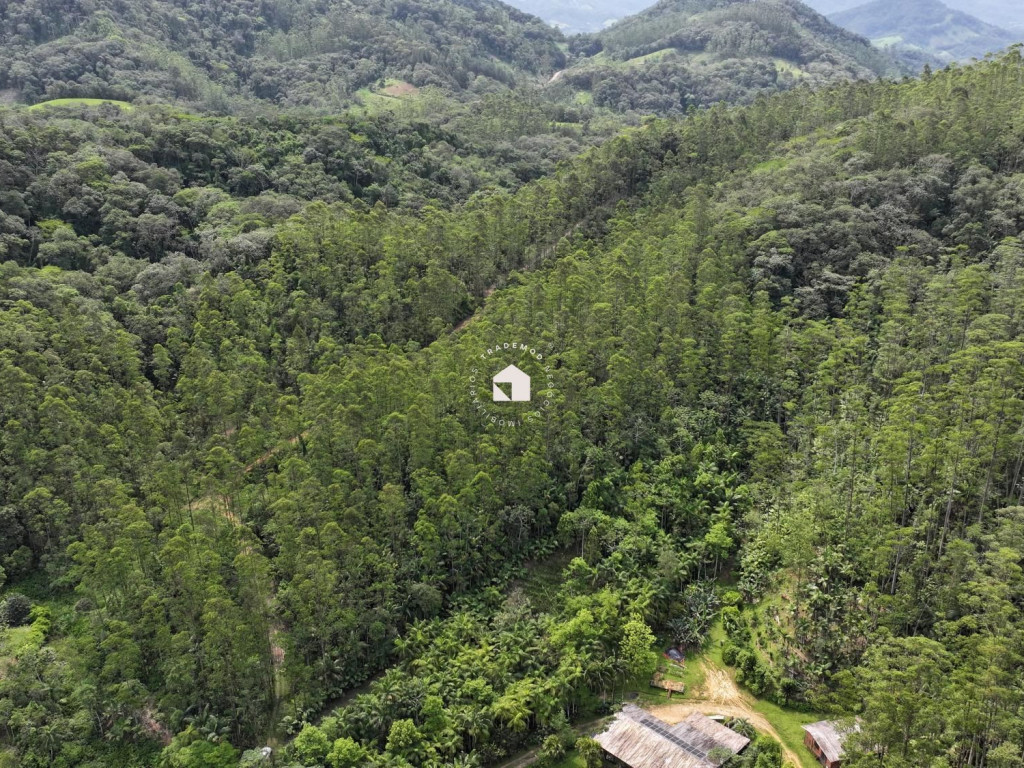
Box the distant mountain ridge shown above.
[501,0,651,33]
[592,0,892,67]
[804,0,1024,31]
[830,0,1019,64]
[550,0,902,114]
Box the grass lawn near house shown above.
[549,750,585,768]
[749,699,826,768]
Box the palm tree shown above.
[491,683,533,733]
[393,636,413,661]
[726,717,756,740]
[447,752,482,768]
[362,695,391,743]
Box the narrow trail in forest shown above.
[493,715,611,768]
[648,660,803,767]
[236,434,310,733]
[243,431,308,473]
[452,285,496,333]
[185,429,310,742]
[451,228,573,335]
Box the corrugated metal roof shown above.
[595,705,750,768]
[802,720,859,763]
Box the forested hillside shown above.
[3,30,1024,768]
[0,0,566,109]
[554,0,903,115]
[0,0,903,120]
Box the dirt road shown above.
[493,715,611,768]
[649,661,804,767]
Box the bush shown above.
[293,724,330,765]
[0,593,32,626]
[721,606,743,637]
[576,737,603,768]
[721,641,739,666]
[752,735,783,768]
[721,590,743,608]
[326,737,368,768]
[538,734,566,765]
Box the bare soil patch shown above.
[382,81,418,97]
[649,660,803,767]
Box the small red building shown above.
[802,720,857,768]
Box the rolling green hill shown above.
[0,0,567,110]
[830,0,1019,64]
[552,0,903,114]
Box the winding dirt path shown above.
[243,431,307,473]
[648,660,803,768]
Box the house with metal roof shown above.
[595,705,750,768]
[802,720,859,768]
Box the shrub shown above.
[293,724,330,765]
[721,606,743,636]
[576,737,603,768]
[721,590,743,608]
[326,737,368,768]
[0,593,32,627]
[538,734,566,765]
[721,641,739,666]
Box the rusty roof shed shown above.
[595,705,750,768]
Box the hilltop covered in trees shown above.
[0,0,566,109]
[0,0,901,117]
[2,41,1024,768]
[556,0,903,114]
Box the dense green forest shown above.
[3,0,1024,766]
[0,0,566,109]
[0,0,899,118]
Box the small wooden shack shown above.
[595,705,750,768]
[802,720,858,768]
[650,671,685,697]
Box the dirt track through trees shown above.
[649,660,804,767]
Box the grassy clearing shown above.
[623,49,675,65]
[350,79,434,117]
[550,751,585,768]
[750,699,824,768]
[773,58,808,78]
[0,625,37,658]
[30,98,134,111]
[872,35,904,48]
[381,80,419,98]
[752,157,789,174]
[657,644,704,690]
